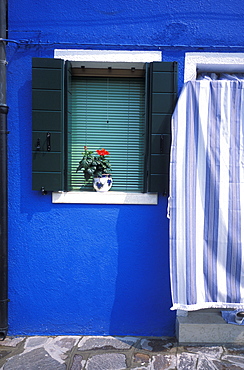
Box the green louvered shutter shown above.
[65,60,72,191]
[32,58,65,192]
[147,61,178,194]
[70,76,145,192]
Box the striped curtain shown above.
[169,77,244,311]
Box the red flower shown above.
[96,148,110,156]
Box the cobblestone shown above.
[1,335,244,369]
[78,336,137,351]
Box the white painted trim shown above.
[52,192,158,205]
[184,52,244,82]
[53,49,161,205]
[54,49,162,62]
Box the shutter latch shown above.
[36,138,40,150]
[47,132,51,151]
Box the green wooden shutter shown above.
[147,61,178,194]
[70,76,145,192]
[32,58,65,192]
[64,60,72,191]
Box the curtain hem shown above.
[171,303,244,311]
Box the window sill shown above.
[52,191,158,205]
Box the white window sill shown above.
[52,191,158,205]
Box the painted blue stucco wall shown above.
[6,0,244,336]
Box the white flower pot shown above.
[93,174,113,192]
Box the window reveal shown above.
[70,76,145,192]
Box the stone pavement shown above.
[1,335,244,369]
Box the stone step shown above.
[176,309,244,345]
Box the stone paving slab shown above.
[1,335,244,369]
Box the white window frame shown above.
[184,52,244,82]
[52,49,162,204]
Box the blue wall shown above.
[7,0,244,336]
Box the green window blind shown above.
[69,76,145,192]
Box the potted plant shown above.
[76,146,112,191]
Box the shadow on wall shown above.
[16,77,55,219]
[109,196,176,337]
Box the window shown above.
[32,57,177,196]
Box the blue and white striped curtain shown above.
[169,75,244,311]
